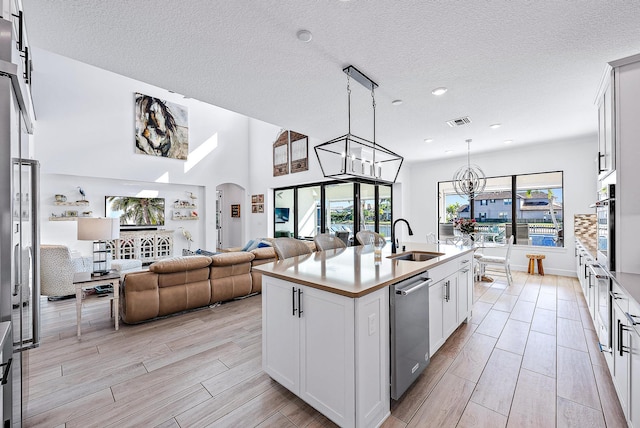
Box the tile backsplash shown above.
[574,214,596,249]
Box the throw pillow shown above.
[196,249,218,256]
[241,239,256,252]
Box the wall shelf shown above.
[54,201,90,206]
[49,216,93,221]
[174,202,196,209]
[172,215,199,221]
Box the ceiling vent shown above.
[446,116,472,127]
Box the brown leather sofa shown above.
[120,243,309,324]
[121,250,267,324]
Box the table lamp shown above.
[77,217,120,276]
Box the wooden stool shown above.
[526,254,545,275]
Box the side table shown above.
[526,254,546,276]
[73,271,121,337]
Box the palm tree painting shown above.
[106,196,165,226]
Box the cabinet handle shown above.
[598,152,605,174]
[461,259,470,264]
[461,269,469,274]
[625,312,639,326]
[298,288,303,318]
[618,320,631,356]
[598,342,612,354]
[0,358,12,385]
[445,280,450,302]
[610,291,624,300]
[292,286,297,316]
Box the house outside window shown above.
[438,171,563,247]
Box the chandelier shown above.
[452,139,486,199]
[314,66,403,184]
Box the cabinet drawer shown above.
[429,254,470,280]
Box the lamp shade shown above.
[77,217,120,241]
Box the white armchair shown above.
[40,245,92,298]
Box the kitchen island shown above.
[254,242,474,428]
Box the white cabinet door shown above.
[629,326,640,428]
[299,285,355,428]
[458,265,471,324]
[597,80,615,179]
[613,302,630,414]
[429,279,445,356]
[443,275,458,338]
[429,272,458,356]
[262,278,300,393]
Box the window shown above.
[274,181,392,243]
[438,171,564,247]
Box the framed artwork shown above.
[257,204,264,213]
[134,92,189,160]
[273,130,289,176]
[251,195,258,204]
[290,132,309,173]
[252,205,258,214]
[257,194,264,203]
[231,204,241,218]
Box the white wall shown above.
[31,48,251,253]
[42,174,204,255]
[407,135,598,276]
[247,119,327,239]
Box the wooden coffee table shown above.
[73,271,121,337]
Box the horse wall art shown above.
[135,93,189,160]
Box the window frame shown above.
[274,180,393,241]
[438,170,564,247]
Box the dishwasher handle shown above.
[395,277,432,296]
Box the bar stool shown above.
[526,254,545,275]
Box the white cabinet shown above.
[597,73,615,179]
[262,276,389,428]
[428,253,473,356]
[629,323,640,428]
[262,279,299,391]
[458,259,472,323]
[106,230,174,263]
[612,299,630,414]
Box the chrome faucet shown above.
[391,218,414,253]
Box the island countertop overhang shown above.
[253,242,475,298]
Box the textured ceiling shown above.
[21,0,640,163]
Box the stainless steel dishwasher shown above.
[390,273,432,400]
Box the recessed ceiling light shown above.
[490,123,501,129]
[424,138,433,143]
[445,150,454,154]
[504,140,513,144]
[296,30,313,43]
[431,87,448,96]
[391,99,403,106]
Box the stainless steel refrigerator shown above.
[1,14,39,427]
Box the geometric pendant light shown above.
[452,139,486,199]
[314,65,403,184]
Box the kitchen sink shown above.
[387,251,445,262]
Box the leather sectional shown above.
[120,247,277,324]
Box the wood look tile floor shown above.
[25,271,627,427]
